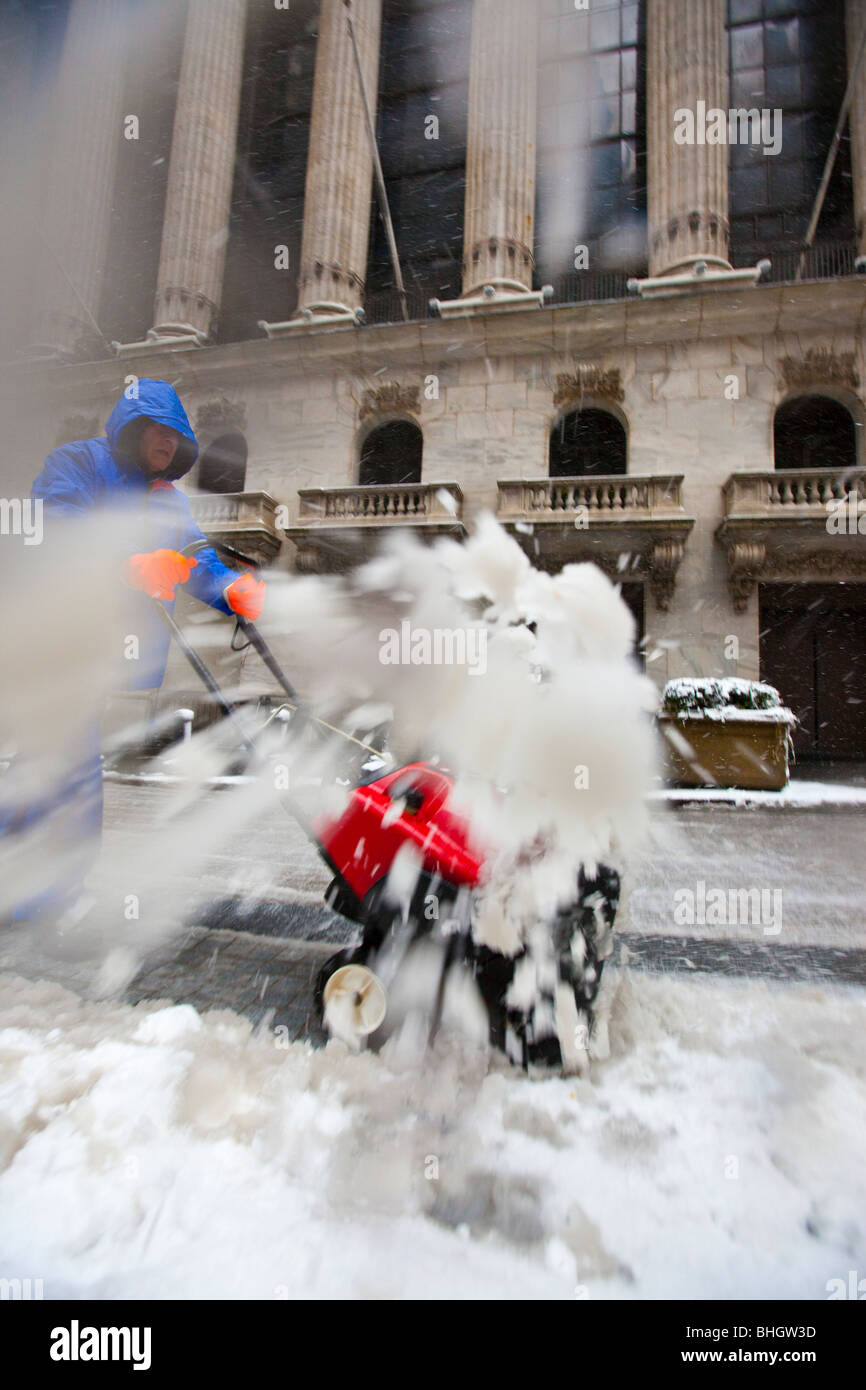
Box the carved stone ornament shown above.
[56,414,100,447]
[195,396,247,436]
[761,550,866,581]
[726,541,767,611]
[553,365,624,408]
[359,382,421,423]
[648,539,686,611]
[779,349,859,392]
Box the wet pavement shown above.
[125,925,333,1043]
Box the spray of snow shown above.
[261,513,657,959]
[2,511,655,1021]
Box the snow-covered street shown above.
[1,959,863,1300]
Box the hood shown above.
[105,378,199,480]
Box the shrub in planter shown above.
[658,678,797,791]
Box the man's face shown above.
[139,420,180,474]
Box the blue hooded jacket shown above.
[31,378,238,689]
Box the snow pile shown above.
[654,781,866,808]
[0,968,862,1299]
[664,708,798,725]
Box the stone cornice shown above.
[5,280,866,407]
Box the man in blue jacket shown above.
[3,378,265,924]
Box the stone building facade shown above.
[1,0,865,758]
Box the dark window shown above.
[197,433,248,493]
[550,408,627,477]
[773,395,857,470]
[726,0,854,264]
[536,0,647,295]
[6,0,71,88]
[365,0,471,321]
[359,420,423,486]
[218,0,319,342]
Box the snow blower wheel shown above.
[321,963,387,1046]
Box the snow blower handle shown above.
[232,615,299,702]
[149,596,255,754]
[180,539,300,703]
[178,543,382,760]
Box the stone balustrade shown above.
[717,469,866,611]
[188,490,282,565]
[286,483,465,572]
[297,482,463,523]
[723,469,866,516]
[497,474,686,519]
[496,474,693,610]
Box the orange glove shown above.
[127,549,197,600]
[224,573,265,621]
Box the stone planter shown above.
[657,711,795,791]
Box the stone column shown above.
[647,0,731,277]
[150,0,246,344]
[847,0,866,257]
[461,0,538,298]
[293,0,382,321]
[32,0,125,355]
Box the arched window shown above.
[359,420,423,486]
[197,432,248,493]
[549,407,627,477]
[773,396,856,471]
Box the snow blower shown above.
[155,546,621,1075]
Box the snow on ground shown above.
[1,967,863,1300]
[652,782,866,808]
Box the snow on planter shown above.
[658,679,797,791]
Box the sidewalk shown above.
[650,760,866,808]
[126,926,333,1042]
